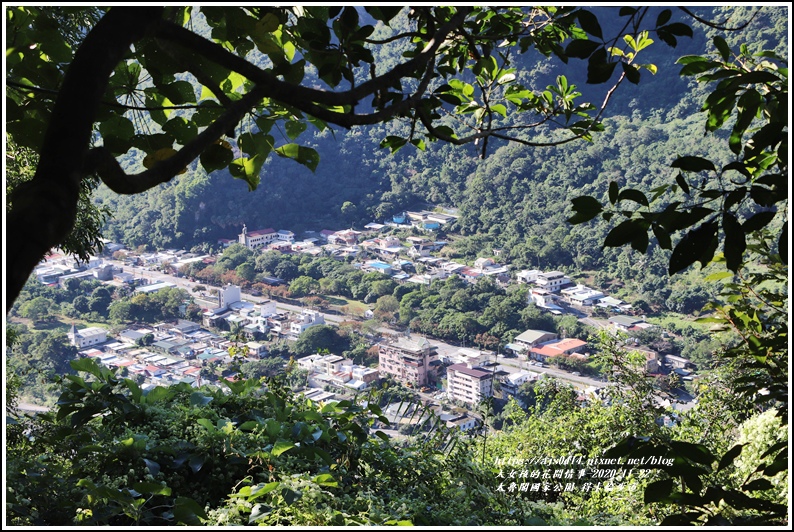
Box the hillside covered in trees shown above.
[91,6,786,309]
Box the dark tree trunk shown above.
[6,8,164,312]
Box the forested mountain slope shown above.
[94,6,786,289]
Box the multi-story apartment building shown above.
[534,270,572,292]
[378,336,439,387]
[446,363,494,406]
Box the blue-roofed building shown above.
[367,260,393,275]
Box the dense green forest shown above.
[92,5,786,310]
[6,5,788,527]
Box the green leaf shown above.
[603,220,647,249]
[188,454,205,473]
[143,458,161,477]
[274,143,319,171]
[712,36,731,62]
[670,441,716,466]
[704,271,733,282]
[565,39,601,59]
[587,48,617,84]
[656,9,672,27]
[285,120,307,141]
[98,114,135,155]
[617,189,648,206]
[662,22,693,38]
[576,9,603,39]
[380,135,407,153]
[159,80,196,105]
[679,60,722,76]
[652,224,672,250]
[717,444,743,472]
[248,503,272,523]
[490,104,507,118]
[743,479,774,492]
[722,212,746,272]
[675,173,690,195]
[313,473,338,487]
[230,156,262,191]
[608,181,619,204]
[144,386,174,404]
[669,220,718,274]
[70,357,103,377]
[133,481,171,496]
[750,185,778,207]
[271,439,295,456]
[174,496,207,525]
[257,12,280,33]
[742,211,776,234]
[622,62,640,84]
[200,142,234,173]
[189,392,213,407]
[568,195,602,224]
[162,116,197,143]
[644,478,675,503]
[281,487,302,505]
[671,156,716,173]
[763,456,787,477]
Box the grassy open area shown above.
[13,316,110,335]
[326,296,368,316]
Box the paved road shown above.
[16,402,51,413]
[110,260,349,324]
[109,260,618,390]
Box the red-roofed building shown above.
[320,229,338,241]
[529,338,588,362]
[238,224,278,249]
[460,267,483,283]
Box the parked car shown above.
[572,371,581,376]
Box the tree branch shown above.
[150,7,470,109]
[678,7,759,31]
[7,7,165,312]
[87,84,268,194]
[7,79,201,111]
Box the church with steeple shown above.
[67,324,108,348]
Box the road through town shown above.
[109,260,606,390]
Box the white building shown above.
[452,347,494,367]
[246,342,268,357]
[290,309,325,335]
[529,288,554,307]
[516,269,542,284]
[68,325,108,348]
[277,230,295,242]
[560,284,605,306]
[238,225,278,249]
[220,284,241,308]
[259,300,278,317]
[446,363,494,406]
[534,271,571,292]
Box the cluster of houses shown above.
[69,319,240,389]
[199,284,326,339]
[32,208,703,431]
[517,269,632,315]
